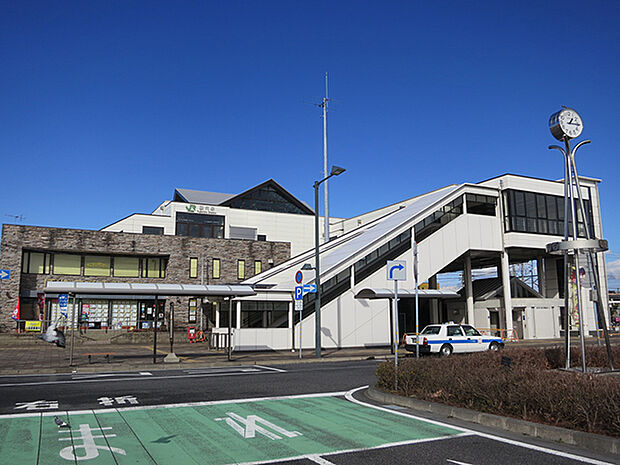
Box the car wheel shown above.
[489,341,500,351]
[440,344,453,357]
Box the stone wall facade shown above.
[0,224,290,332]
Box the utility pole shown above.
[320,73,330,243]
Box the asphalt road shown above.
[0,360,616,465]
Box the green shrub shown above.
[376,345,620,437]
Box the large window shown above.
[22,251,167,279]
[227,184,310,215]
[84,256,111,277]
[466,194,497,216]
[22,252,50,274]
[113,257,140,277]
[414,196,463,243]
[142,226,164,235]
[240,301,288,328]
[142,257,167,278]
[175,212,224,238]
[54,254,82,275]
[503,189,593,237]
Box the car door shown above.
[461,325,484,352]
[446,325,466,353]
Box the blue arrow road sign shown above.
[294,286,303,301]
[302,284,316,294]
[386,260,407,281]
[0,269,10,280]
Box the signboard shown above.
[302,284,316,294]
[295,271,303,284]
[294,286,303,301]
[24,320,42,332]
[295,300,303,311]
[386,260,407,281]
[0,269,10,280]
[58,294,69,317]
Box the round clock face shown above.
[558,108,583,139]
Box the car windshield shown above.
[421,326,441,335]
[462,325,481,336]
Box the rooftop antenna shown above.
[5,214,25,223]
[319,73,330,242]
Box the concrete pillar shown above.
[537,256,546,297]
[501,252,514,332]
[235,301,241,329]
[464,255,474,325]
[429,275,439,323]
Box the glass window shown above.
[421,325,441,335]
[447,326,463,336]
[504,189,593,238]
[254,260,262,275]
[240,301,288,328]
[143,258,166,278]
[189,257,198,278]
[466,194,497,216]
[213,259,221,279]
[237,260,245,279]
[176,213,225,238]
[54,254,81,275]
[27,252,49,274]
[143,226,164,235]
[114,257,140,277]
[462,325,481,336]
[227,184,311,215]
[219,302,237,328]
[84,256,111,277]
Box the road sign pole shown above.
[69,293,76,366]
[299,308,302,359]
[393,279,399,390]
[414,242,419,359]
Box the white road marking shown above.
[0,390,348,419]
[0,366,282,387]
[307,455,336,465]
[231,435,472,465]
[72,373,152,380]
[344,386,615,465]
[447,460,475,465]
[14,400,59,411]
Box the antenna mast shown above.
[321,73,330,242]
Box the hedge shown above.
[376,346,620,437]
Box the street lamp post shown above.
[312,165,346,358]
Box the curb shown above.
[366,386,619,457]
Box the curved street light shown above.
[312,165,346,357]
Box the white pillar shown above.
[464,255,474,325]
[501,252,514,332]
[235,301,241,329]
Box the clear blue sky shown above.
[1,1,619,287]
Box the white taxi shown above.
[403,322,504,356]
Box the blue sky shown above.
[1,1,619,287]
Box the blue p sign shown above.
[294,286,303,301]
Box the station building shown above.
[0,174,610,350]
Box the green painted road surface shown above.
[0,393,463,464]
